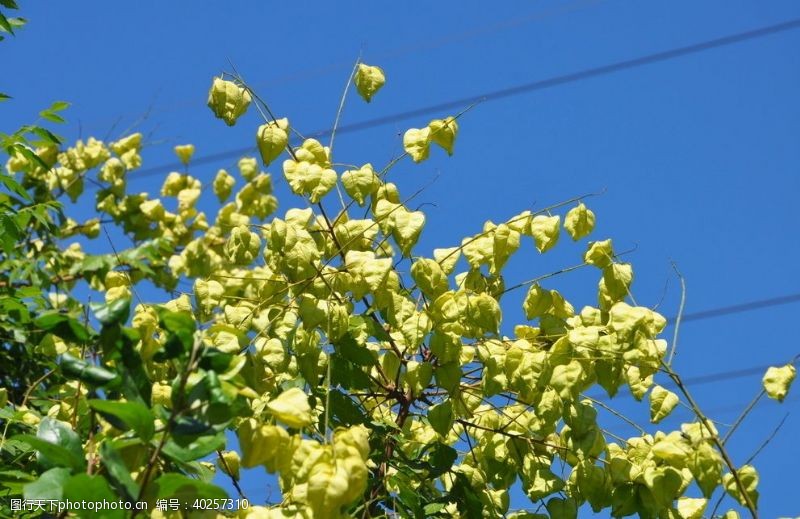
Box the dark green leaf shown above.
[30,126,63,145]
[426,443,457,478]
[0,12,13,34]
[449,473,483,519]
[0,1,19,9]
[171,416,213,439]
[89,400,154,441]
[23,467,70,501]
[328,389,368,426]
[330,352,371,390]
[0,172,31,201]
[7,143,49,171]
[161,433,225,463]
[61,353,118,386]
[159,309,195,342]
[63,474,125,518]
[154,309,195,361]
[335,333,376,366]
[198,348,233,373]
[91,297,131,325]
[14,431,84,472]
[98,442,139,501]
[34,312,91,342]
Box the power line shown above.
[668,292,800,323]
[126,17,800,182]
[85,0,603,128]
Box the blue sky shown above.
[4,1,800,516]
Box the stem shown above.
[133,335,203,511]
[661,362,758,518]
[216,449,248,500]
[667,261,686,366]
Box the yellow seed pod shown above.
[110,133,142,156]
[218,450,241,480]
[213,169,235,202]
[238,157,259,181]
[266,387,313,429]
[104,271,128,289]
[428,116,458,156]
[355,63,386,102]
[140,199,166,221]
[207,77,252,126]
[174,144,195,166]
[151,383,172,407]
[256,118,289,166]
[403,127,431,163]
[80,218,101,239]
[225,225,261,266]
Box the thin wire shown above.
[81,0,603,127]
[115,17,800,184]
[666,292,800,324]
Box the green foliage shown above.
[0,21,787,517]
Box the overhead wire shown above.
[83,0,604,127]
[118,17,800,183]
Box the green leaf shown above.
[0,92,10,101]
[155,308,196,360]
[34,312,91,342]
[0,172,31,201]
[38,101,70,124]
[428,399,454,437]
[449,472,483,519]
[335,333,375,367]
[161,433,226,463]
[63,474,125,519]
[98,441,140,501]
[23,467,70,502]
[0,12,13,34]
[198,348,233,373]
[327,389,368,427]
[30,126,64,145]
[91,297,131,325]
[0,1,19,9]
[426,443,457,478]
[14,420,85,472]
[89,399,154,441]
[60,353,118,386]
[7,143,49,171]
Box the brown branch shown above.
[661,362,759,518]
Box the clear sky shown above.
[4,1,800,516]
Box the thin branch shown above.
[667,261,686,365]
[661,361,759,518]
[745,413,789,465]
[328,55,361,160]
[722,352,800,445]
[216,449,248,500]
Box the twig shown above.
[745,413,789,465]
[722,352,800,447]
[667,261,685,365]
[328,55,361,160]
[216,449,248,500]
[661,361,759,518]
